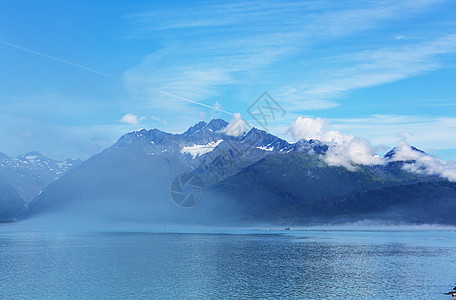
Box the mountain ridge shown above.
[0,151,81,221]
[5,118,454,225]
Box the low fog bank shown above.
[4,186,456,232]
[2,205,456,233]
[288,221,456,231]
[1,217,455,233]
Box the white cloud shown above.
[120,113,140,125]
[290,116,456,181]
[288,117,328,141]
[394,141,456,181]
[290,116,384,169]
[323,133,384,170]
[223,113,251,137]
[390,140,422,161]
[403,156,456,181]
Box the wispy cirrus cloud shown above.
[3,0,456,163]
[293,33,456,100]
[124,0,453,117]
[120,0,456,160]
[126,0,442,35]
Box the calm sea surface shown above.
[0,230,455,299]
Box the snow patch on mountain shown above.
[181,140,224,158]
[256,146,274,151]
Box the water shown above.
[0,230,455,299]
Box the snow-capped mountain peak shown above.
[384,146,425,160]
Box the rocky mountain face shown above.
[0,152,81,220]
[14,119,456,225]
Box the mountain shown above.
[210,152,453,224]
[384,146,425,159]
[0,152,10,161]
[26,119,456,226]
[28,120,236,221]
[0,152,81,221]
[0,178,26,221]
[306,181,456,224]
[0,151,81,204]
[28,119,316,221]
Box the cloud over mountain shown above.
[290,116,456,181]
[290,116,384,170]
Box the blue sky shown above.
[1,0,456,160]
